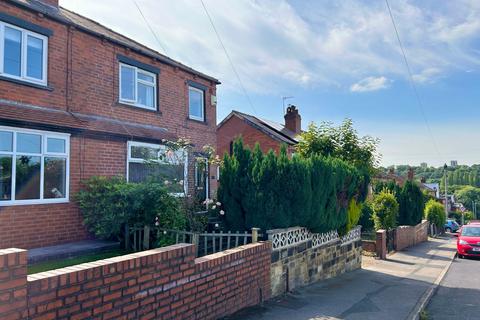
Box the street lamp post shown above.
[444,164,448,220]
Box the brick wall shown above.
[0,242,271,320]
[0,249,28,320]
[395,220,429,251]
[217,114,294,157]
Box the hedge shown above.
[217,139,369,233]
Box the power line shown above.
[199,0,258,115]
[132,0,169,56]
[384,0,442,158]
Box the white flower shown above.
[212,205,216,210]
[155,221,159,226]
[214,223,219,228]
[163,230,167,235]
[220,210,225,215]
[216,202,221,206]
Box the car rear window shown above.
[461,226,480,236]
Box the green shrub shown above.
[398,181,425,226]
[372,189,399,230]
[76,177,185,241]
[218,138,367,233]
[346,199,362,232]
[424,199,446,229]
[359,201,374,231]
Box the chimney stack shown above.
[407,167,414,181]
[284,105,301,135]
[39,0,59,8]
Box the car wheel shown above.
[458,254,464,259]
[446,227,452,233]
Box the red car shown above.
[456,224,480,258]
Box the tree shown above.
[455,186,480,211]
[372,189,398,230]
[424,199,446,229]
[295,118,380,173]
[398,181,425,226]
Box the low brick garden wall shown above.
[395,220,429,251]
[269,226,362,297]
[0,243,271,320]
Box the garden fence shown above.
[127,225,262,257]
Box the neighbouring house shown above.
[0,0,220,249]
[217,105,301,157]
[374,167,438,198]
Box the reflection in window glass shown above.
[138,82,154,108]
[120,65,135,101]
[47,138,66,153]
[15,155,41,200]
[44,157,66,199]
[17,133,41,153]
[0,155,12,201]
[138,72,154,83]
[128,162,184,194]
[26,35,44,80]
[189,87,204,120]
[4,27,22,76]
[131,145,158,160]
[0,131,13,152]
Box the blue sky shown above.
[60,0,480,167]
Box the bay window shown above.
[0,22,48,85]
[127,141,187,196]
[0,127,69,205]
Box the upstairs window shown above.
[0,22,48,85]
[188,86,205,121]
[0,127,69,206]
[119,63,157,110]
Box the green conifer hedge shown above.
[217,139,369,233]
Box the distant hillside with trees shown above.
[382,164,480,189]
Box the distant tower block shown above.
[450,160,458,168]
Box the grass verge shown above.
[28,249,128,274]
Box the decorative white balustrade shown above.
[268,225,361,251]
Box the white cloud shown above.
[412,68,442,83]
[59,0,480,95]
[350,76,390,92]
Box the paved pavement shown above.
[225,236,456,320]
[426,254,480,319]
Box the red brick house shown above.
[217,105,301,156]
[0,0,220,249]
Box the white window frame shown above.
[0,22,48,85]
[0,126,69,206]
[188,86,205,121]
[126,141,188,196]
[119,63,157,110]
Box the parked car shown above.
[455,224,480,258]
[445,219,460,233]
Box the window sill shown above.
[0,75,53,91]
[117,102,161,114]
[187,117,208,125]
[0,199,69,207]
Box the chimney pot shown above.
[284,105,301,135]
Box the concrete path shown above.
[28,240,120,264]
[426,254,480,319]
[226,236,456,320]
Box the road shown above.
[426,255,480,319]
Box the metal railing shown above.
[127,225,261,257]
